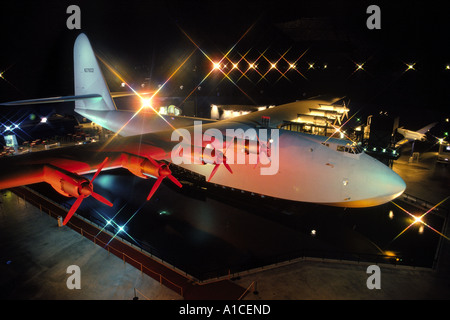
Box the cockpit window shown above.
[322,141,362,155]
[336,144,362,154]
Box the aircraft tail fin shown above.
[73,33,116,111]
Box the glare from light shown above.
[40,117,47,123]
[5,125,11,131]
[389,210,394,220]
[390,197,450,243]
[232,63,238,69]
[141,98,152,109]
[248,62,255,69]
[384,251,396,257]
[118,225,125,233]
[95,52,191,147]
[405,63,416,71]
[308,62,315,69]
[413,215,422,225]
[270,63,277,69]
[212,62,221,70]
[322,111,360,145]
[289,63,296,69]
[356,63,364,70]
[418,225,424,234]
[178,26,257,105]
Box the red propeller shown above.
[252,134,271,169]
[146,157,182,200]
[63,157,113,225]
[207,149,233,182]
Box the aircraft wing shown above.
[0,131,180,225]
[217,97,344,128]
[417,122,437,134]
[395,138,410,147]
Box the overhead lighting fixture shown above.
[141,98,152,109]
[356,63,365,70]
[405,63,416,71]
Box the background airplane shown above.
[395,122,437,147]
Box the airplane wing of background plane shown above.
[417,122,438,134]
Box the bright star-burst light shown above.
[179,24,257,105]
[390,197,450,243]
[405,63,416,71]
[95,52,193,152]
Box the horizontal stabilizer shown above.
[0,94,102,106]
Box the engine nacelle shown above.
[42,164,88,198]
[119,152,162,179]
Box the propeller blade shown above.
[167,174,182,188]
[147,176,163,200]
[91,157,109,182]
[63,196,84,225]
[147,156,161,168]
[91,192,113,207]
[207,163,220,182]
[223,162,233,174]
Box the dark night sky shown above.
[0,0,449,129]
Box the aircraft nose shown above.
[369,158,406,200]
[387,169,406,197]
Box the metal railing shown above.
[10,187,185,297]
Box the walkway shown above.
[6,187,246,300]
